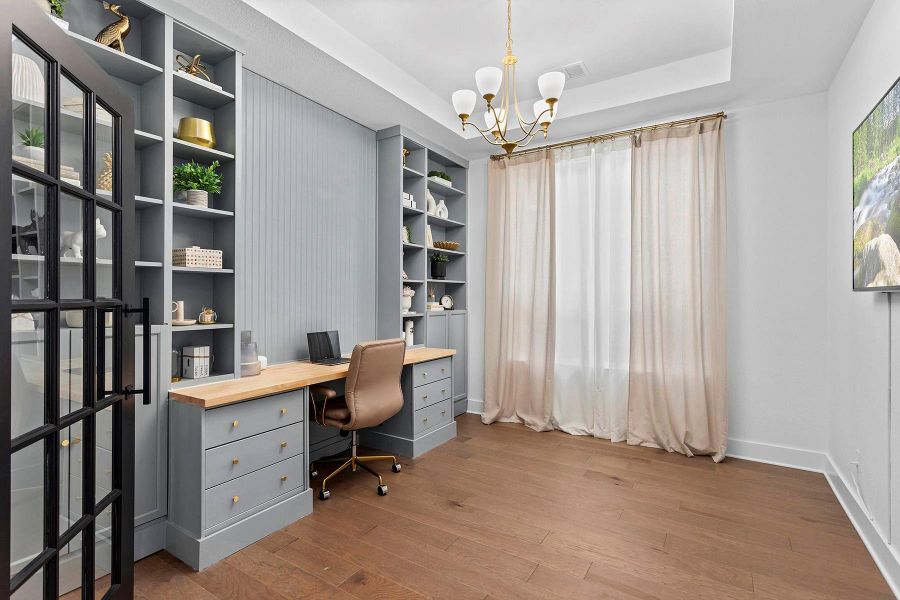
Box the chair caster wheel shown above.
[319,489,330,500]
[377,484,388,496]
[391,463,401,473]
[310,469,318,479]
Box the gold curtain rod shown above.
[490,111,727,160]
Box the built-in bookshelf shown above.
[376,126,469,415]
[50,0,242,388]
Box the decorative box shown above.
[182,345,211,379]
[402,192,415,208]
[173,246,223,269]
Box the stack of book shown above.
[13,156,81,186]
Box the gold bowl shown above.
[177,117,216,148]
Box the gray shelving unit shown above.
[376,126,469,416]
[41,0,242,567]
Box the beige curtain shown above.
[627,118,728,461]
[483,150,556,430]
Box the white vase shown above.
[402,295,412,313]
[186,189,209,207]
[435,199,449,219]
[12,53,45,104]
[404,321,415,347]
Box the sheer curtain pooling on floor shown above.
[483,117,727,461]
[552,138,632,442]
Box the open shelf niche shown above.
[53,2,242,390]
[375,126,468,362]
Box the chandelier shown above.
[451,0,565,155]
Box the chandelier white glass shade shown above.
[451,0,565,155]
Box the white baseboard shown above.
[824,455,900,598]
[466,398,484,415]
[725,438,830,472]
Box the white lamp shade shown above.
[475,66,503,98]
[533,100,555,124]
[484,109,507,132]
[538,71,565,101]
[452,89,477,117]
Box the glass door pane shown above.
[60,74,86,189]
[11,312,46,438]
[10,441,44,580]
[59,194,85,300]
[11,35,47,174]
[95,104,114,200]
[11,177,48,300]
[96,206,115,298]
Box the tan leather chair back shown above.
[343,339,406,430]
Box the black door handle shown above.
[125,297,151,405]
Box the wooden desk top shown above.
[169,347,456,409]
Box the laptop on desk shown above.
[307,330,351,365]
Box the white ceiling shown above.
[305,0,734,102]
[167,0,875,159]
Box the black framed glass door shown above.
[2,2,137,599]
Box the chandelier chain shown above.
[506,0,513,53]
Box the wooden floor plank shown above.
[129,414,890,599]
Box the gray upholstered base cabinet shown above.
[167,390,312,570]
[360,357,457,458]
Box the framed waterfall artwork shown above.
[853,74,900,291]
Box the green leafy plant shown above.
[430,253,450,263]
[173,160,222,194]
[428,170,451,183]
[49,0,66,18]
[18,127,44,148]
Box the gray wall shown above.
[238,70,377,363]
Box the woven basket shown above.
[173,246,223,269]
[433,241,460,251]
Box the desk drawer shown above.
[204,391,303,449]
[413,398,452,436]
[204,422,304,488]
[413,378,451,411]
[412,358,451,388]
[204,454,303,530]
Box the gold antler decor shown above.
[450,0,565,155]
[95,2,130,53]
[176,54,212,83]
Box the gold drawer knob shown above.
[441,368,446,373]
[280,442,288,448]
[422,394,428,400]
[232,420,239,428]
[280,408,288,415]
[422,372,427,378]
[232,496,239,503]
[61,439,70,447]
[280,475,288,482]
[423,416,428,422]
[441,389,447,394]
[441,410,446,416]
[232,458,240,465]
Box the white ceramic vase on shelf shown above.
[404,320,415,347]
[402,295,412,313]
[435,199,449,219]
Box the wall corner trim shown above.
[466,398,484,415]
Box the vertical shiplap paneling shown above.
[240,70,377,363]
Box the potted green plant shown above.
[430,252,450,279]
[15,127,44,162]
[428,170,452,187]
[48,0,69,29]
[173,160,222,207]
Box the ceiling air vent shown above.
[561,61,589,80]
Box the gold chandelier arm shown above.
[463,121,505,147]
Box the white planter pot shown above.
[428,176,452,187]
[186,189,209,207]
[13,145,44,162]
[402,295,413,313]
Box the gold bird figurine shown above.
[95,2,130,53]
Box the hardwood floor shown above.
[129,414,892,599]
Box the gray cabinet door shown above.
[425,313,448,348]
[448,312,467,403]
[134,330,166,526]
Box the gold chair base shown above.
[315,453,399,498]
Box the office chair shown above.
[309,338,405,499]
